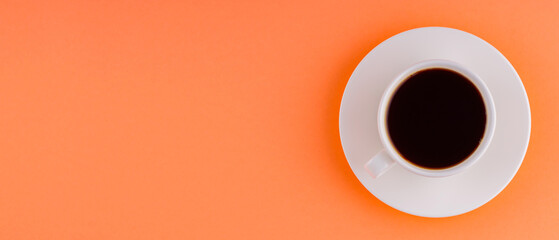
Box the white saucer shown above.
[339,27,531,217]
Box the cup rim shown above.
[377,59,496,177]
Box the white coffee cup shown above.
[365,59,496,178]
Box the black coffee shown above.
[387,68,486,169]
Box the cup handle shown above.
[364,150,395,178]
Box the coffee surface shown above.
[387,68,487,169]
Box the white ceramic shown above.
[366,59,496,179]
[339,27,531,217]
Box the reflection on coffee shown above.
[387,68,486,169]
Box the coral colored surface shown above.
[1,0,557,239]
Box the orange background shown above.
[1,0,558,239]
